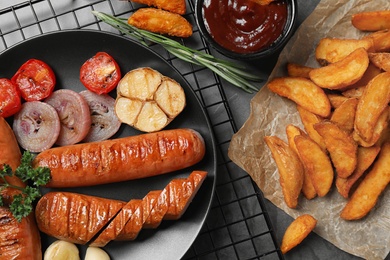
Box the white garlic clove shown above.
[44,240,80,260]
[85,246,110,260]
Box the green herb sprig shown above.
[92,11,263,93]
[0,151,51,222]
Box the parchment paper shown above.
[228,0,390,259]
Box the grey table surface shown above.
[0,0,388,259]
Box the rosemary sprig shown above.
[92,11,262,93]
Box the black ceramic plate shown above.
[0,30,216,259]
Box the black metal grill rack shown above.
[0,0,282,259]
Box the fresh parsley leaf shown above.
[0,151,51,222]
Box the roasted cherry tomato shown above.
[0,78,22,118]
[80,52,121,94]
[11,59,56,102]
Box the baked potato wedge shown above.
[340,142,390,220]
[315,37,374,65]
[336,145,381,198]
[309,47,369,90]
[115,67,186,132]
[264,136,304,209]
[294,135,334,197]
[267,77,331,118]
[286,63,313,78]
[353,106,390,147]
[354,72,390,142]
[343,63,382,92]
[364,29,390,52]
[368,52,390,72]
[351,10,390,31]
[327,94,350,109]
[128,8,192,37]
[341,86,366,99]
[280,214,317,254]
[129,0,186,14]
[330,98,358,134]
[314,121,358,179]
[296,105,327,151]
[286,125,317,200]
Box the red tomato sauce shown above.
[202,0,288,54]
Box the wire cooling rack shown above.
[0,0,282,259]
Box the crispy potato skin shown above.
[330,98,358,133]
[314,121,358,179]
[286,63,313,78]
[343,63,382,93]
[354,72,390,142]
[130,0,186,14]
[353,107,390,147]
[310,47,370,90]
[128,8,192,37]
[315,37,374,65]
[352,10,390,31]
[364,29,390,53]
[264,136,304,208]
[267,77,331,118]
[369,52,390,72]
[340,142,390,220]
[280,214,317,254]
[336,146,380,198]
[296,105,327,151]
[286,125,317,200]
[294,135,334,197]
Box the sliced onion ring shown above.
[79,90,121,142]
[13,101,60,153]
[45,89,91,146]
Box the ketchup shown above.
[202,0,288,54]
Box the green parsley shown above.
[0,151,51,222]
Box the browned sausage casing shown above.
[0,117,25,188]
[33,128,205,188]
[0,189,42,260]
[0,117,40,259]
[35,192,125,244]
[35,171,207,246]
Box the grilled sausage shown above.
[0,117,25,188]
[0,207,42,260]
[0,117,41,259]
[0,189,42,260]
[35,170,207,246]
[112,190,161,242]
[35,192,126,244]
[33,128,205,188]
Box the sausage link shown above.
[33,128,205,188]
[35,192,125,244]
[0,189,42,260]
[35,171,207,246]
[0,117,25,188]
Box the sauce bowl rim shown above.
[194,0,298,60]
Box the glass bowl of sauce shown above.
[195,0,297,60]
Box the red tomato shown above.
[0,78,22,118]
[80,52,121,94]
[11,59,56,102]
